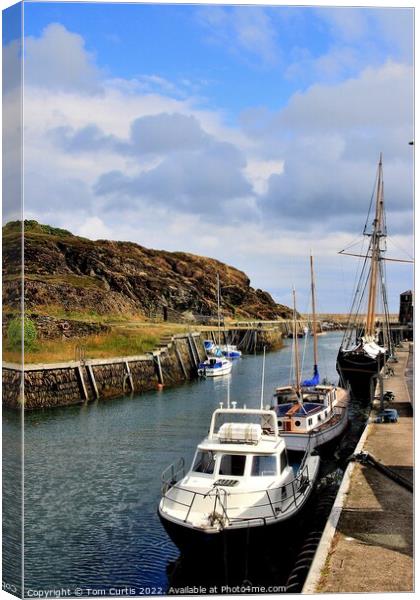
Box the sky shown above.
[2,0,415,312]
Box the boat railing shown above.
[161,457,185,494]
[161,464,311,526]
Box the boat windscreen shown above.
[192,450,215,474]
[219,454,246,476]
[251,455,277,476]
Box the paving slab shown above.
[314,343,413,593]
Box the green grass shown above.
[2,322,190,363]
[4,273,105,290]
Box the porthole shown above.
[295,420,301,427]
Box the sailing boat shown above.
[272,259,349,453]
[336,155,391,400]
[198,274,233,377]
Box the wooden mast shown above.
[310,253,318,368]
[365,154,384,337]
[292,287,301,397]
[217,273,221,346]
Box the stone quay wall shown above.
[2,332,208,411]
[2,327,284,411]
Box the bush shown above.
[7,317,37,351]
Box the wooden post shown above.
[87,364,100,399]
[77,365,89,401]
[155,354,164,385]
[187,334,199,367]
[124,361,135,392]
[174,340,188,379]
[191,334,201,363]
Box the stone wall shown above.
[2,368,22,409]
[2,333,208,410]
[2,329,281,411]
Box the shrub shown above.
[7,317,37,351]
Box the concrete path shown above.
[312,343,413,593]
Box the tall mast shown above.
[365,154,384,337]
[217,273,221,346]
[310,253,318,367]
[292,287,301,397]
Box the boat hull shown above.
[199,363,232,377]
[221,350,241,358]
[336,349,386,401]
[159,456,320,555]
[158,475,317,556]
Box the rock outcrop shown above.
[3,221,293,322]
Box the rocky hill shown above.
[3,221,293,322]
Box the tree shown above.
[7,317,37,351]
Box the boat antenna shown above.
[260,346,266,409]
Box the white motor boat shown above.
[158,404,320,552]
[219,344,242,358]
[204,340,242,359]
[198,356,232,377]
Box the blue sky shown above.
[2,1,415,312]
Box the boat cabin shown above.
[183,408,293,488]
[273,385,337,434]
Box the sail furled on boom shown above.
[302,364,320,387]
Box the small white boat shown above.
[158,404,320,552]
[198,356,232,377]
[219,344,242,358]
[204,340,242,359]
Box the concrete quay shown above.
[304,342,413,593]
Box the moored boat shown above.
[203,339,242,359]
[336,155,392,400]
[198,355,232,377]
[158,404,320,553]
[272,258,349,452]
[219,344,242,358]
[198,275,235,376]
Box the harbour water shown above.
[3,332,369,595]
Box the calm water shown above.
[3,332,367,595]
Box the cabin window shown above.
[251,455,277,476]
[308,418,313,426]
[295,420,301,427]
[279,450,287,473]
[219,454,246,476]
[318,415,322,422]
[192,450,215,474]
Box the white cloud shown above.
[24,23,102,94]
[76,216,113,240]
[197,6,279,66]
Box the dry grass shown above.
[3,322,191,364]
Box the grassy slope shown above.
[3,323,191,364]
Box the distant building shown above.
[399,290,413,325]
